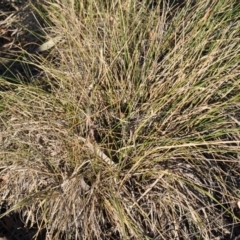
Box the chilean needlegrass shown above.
[0,0,240,239]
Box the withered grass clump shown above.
[0,0,240,239]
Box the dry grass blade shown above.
[77,136,117,167]
[34,34,64,53]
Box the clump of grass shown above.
[0,0,240,239]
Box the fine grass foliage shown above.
[0,0,240,239]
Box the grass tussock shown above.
[0,0,240,239]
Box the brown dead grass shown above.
[0,0,240,239]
